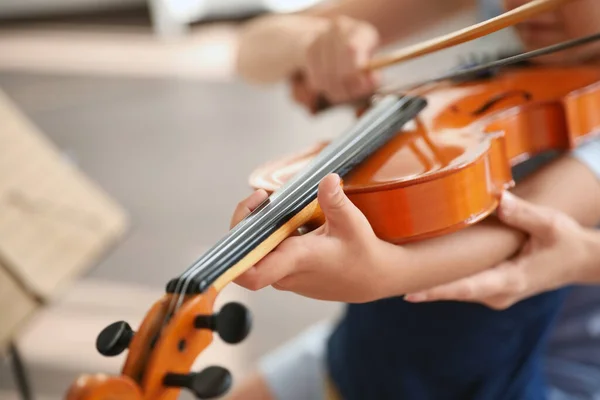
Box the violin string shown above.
[163,224,251,325]
[165,95,418,321]
[176,95,413,283]
[380,31,600,95]
[162,30,600,328]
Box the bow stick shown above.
[366,0,580,70]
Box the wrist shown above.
[369,218,528,300]
[364,238,406,301]
[369,239,435,301]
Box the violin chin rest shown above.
[65,374,142,400]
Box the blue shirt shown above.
[326,2,600,398]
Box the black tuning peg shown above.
[96,321,134,356]
[164,366,232,399]
[194,302,251,344]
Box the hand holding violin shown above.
[231,170,600,307]
[230,174,392,303]
[406,191,600,309]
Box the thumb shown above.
[317,174,370,237]
[498,192,555,238]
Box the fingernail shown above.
[252,189,268,204]
[330,174,341,193]
[405,293,427,302]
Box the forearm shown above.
[235,0,473,83]
[377,154,600,297]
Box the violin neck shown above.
[165,95,427,295]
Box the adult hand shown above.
[405,191,599,310]
[290,16,381,111]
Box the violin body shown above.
[250,65,600,243]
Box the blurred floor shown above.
[0,5,510,399]
[0,67,348,400]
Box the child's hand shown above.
[229,174,391,303]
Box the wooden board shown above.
[0,263,38,354]
[0,88,129,349]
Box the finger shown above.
[230,189,269,229]
[351,33,377,71]
[404,263,520,303]
[498,192,556,238]
[290,75,309,104]
[368,70,382,89]
[317,174,371,238]
[321,25,351,103]
[343,74,377,100]
[290,76,320,112]
[271,273,298,292]
[305,24,334,95]
[341,35,379,100]
[481,294,518,310]
[233,236,310,291]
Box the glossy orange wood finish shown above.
[65,288,217,400]
[121,297,171,383]
[66,375,142,400]
[140,288,217,400]
[250,66,600,243]
[564,81,600,140]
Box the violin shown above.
[253,63,600,243]
[64,0,600,399]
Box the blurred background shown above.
[0,1,511,399]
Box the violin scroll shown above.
[66,286,252,400]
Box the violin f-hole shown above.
[471,90,533,116]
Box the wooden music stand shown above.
[0,89,129,400]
